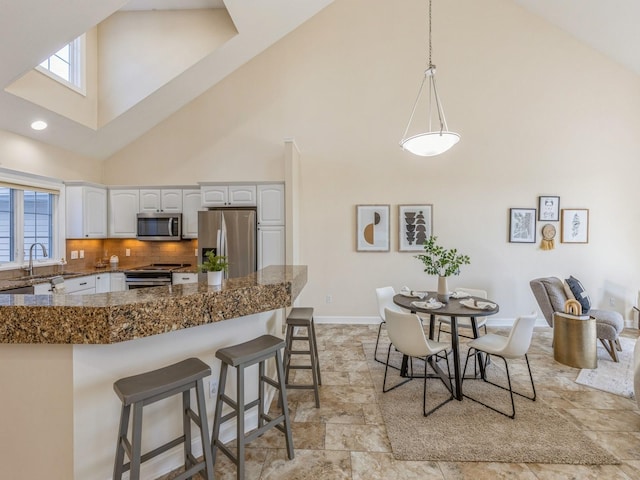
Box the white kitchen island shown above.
[0,266,306,480]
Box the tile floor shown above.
[163,323,640,480]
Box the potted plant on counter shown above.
[415,235,470,302]
[199,251,229,286]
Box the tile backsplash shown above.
[65,239,198,270]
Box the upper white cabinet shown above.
[257,184,285,226]
[201,185,256,207]
[66,183,107,239]
[139,189,182,213]
[108,189,139,238]
[182,189,202,239]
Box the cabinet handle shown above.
[80,282,87,286]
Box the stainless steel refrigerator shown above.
[198,208,257,279]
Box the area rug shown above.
[365,343,619,464]
[575,336,636,399]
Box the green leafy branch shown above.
[414,235,470,277]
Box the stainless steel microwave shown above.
[136,213,182,241]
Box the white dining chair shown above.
[461,313,537,419]
[437,287,489,341]
[374,286,404,365]
[383,308,453,416]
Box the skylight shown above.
[37,35,85,94]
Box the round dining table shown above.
[393,291,499,401]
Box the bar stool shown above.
[113,357,214,480]
[283,307,322,407]
[211,334,294,480]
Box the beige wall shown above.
[102,0,640,321]
[98,9,236,126]
[6,28,99,129]
[0,129,100,182]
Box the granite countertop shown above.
[0,265,307,345]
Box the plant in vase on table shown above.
[199,251,229,286]
[414,235,470,303]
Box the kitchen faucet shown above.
[24,243,48,277]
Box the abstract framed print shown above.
[356,205,390,251]
[398,204,433,251]
[561,209,589,243]
[509,208,536,243]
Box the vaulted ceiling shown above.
[0,0,637,160]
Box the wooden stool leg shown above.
[129,402,144,480]
[284,324,294,384]
[182,389,192,475]
[275,348,294,460]
[113,404,130,480]
[195,378,215,480]
[310,319,322,385]
[258,359,265,429]
[211,363,228,464]
[307,324,321,407]
[236,364,245,480]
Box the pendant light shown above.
[400,0,459,157]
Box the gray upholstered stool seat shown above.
[113,357,214,480]
[211,334,293,480]
[283,307,322,408]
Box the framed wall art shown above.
[509,208,536,243]
[561,208,589,243]
[398,204,433,252]
[356,204,390,251]
[538,195,560,221]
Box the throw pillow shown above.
[565,275,591,313]
[563,281,576,301]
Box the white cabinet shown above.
[110,273,126,292]
[182,189,202,239]
[139,189,183,213]
[65,275,96,295]
[257,184,285,226]
[66,184,107,239]
[34,282,53,294]
[95,273,110,293]
[257,184,285,269]
[201,185,256,207]
[172,272,198,285]
[258,226,285,269]
[109,189,139,238]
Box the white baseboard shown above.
[314,315,549,328]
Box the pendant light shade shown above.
[400,1,459,157]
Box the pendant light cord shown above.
[428,0,433,68]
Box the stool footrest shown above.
[286,383,317,389]
[122,435,185,473]
[287,364,312,370]
[289,349,312,354]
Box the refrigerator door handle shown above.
[220,215,228,278]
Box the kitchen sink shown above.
[15,272,85,281]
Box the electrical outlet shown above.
[609,297,615,307]
[79,250,84,259]
[125,248,130,257]
[209,379,218,398]
[326,295,332,304]
[70,250,78,260]
[195,249,198,257]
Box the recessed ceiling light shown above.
[31,120,48,131]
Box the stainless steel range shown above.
[123,263,191,290]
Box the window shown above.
[37,35,85,93]
[0,169,63,269]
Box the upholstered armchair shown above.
[529,277,624,362]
